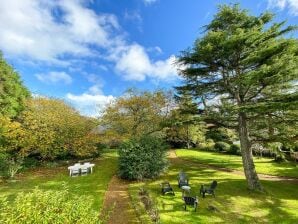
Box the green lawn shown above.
[0,151,118,211]
[176,149,298,178]
[129,150,298,223]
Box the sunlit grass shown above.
[176,149,298,178]
[129,150,298,223]
[0,151,118,211]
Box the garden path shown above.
[100,175,139,224]
[169,150,298,183]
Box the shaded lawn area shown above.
[176,149,298,178]
[0,151,118,211]
[129,152,298,223]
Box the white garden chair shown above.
[80,166,88,175]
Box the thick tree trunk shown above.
[238,112,263,191]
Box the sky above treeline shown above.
[0,0,297,117]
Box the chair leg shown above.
[184,205,186,211]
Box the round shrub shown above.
[118,135,168,180]
[228,144,241,155]
[0,188,100,224]
[214,141,230,152]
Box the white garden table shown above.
[68,163,95,176]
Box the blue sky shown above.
[0,0,297,116]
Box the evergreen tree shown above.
[0,53,30,118]
[177,4,298,190]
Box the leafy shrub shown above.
[214,141,230,152]
[201,139,215,151]
[118,135,168,180]
[0,188,100,224]
[228,144,241,155]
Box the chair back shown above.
[210,180,217,190]
[74,163,81,166]
[161,182,171,188]
[83,162,90,166]
[178,171,187,180]
[72,167,80,173]
[183,196,197,205]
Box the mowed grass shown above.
[0,150,118,211]
[129,151,298,223]
[176,149,298,178]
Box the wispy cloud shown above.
[35,71,72,84]
[267,0,298,15]
[66,93,115,117]
[143,0,158,5]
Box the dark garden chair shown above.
[178,171,189,188]
[183,196,198,211]
[200,180,217,198]
[160,182,175,195]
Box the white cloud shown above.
[114,44,178,81]
[0,0,119,63]
[143,0,158,5]
[66,72,114,117]
[267,0,298,15]
[35,71,72,84]
[0,0,179,84]
[66,93,115,117]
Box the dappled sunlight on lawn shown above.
[176,149,298,178]
[129,150,298,223]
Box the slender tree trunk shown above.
[187,125,190,149]
[238,112,263,191]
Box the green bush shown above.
[214,141,230,152]
[0,188,100,224]
[228,144,241,155]
[118,135,168,180]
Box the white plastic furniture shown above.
[68,163,95,176]
[80,165,88,175]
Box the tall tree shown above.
[177,4,297,190]
[100,89,173,143]
[0,53,30,118]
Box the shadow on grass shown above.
[137,155,298,223]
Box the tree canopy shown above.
[0,53,30,118]
[100,89,173,145]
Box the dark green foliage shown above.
[118,135,168,180]
[206,127,237,144]
[228,144,241,155]
[0,53,30,118]
[214,141,230,152]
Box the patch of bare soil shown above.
[100,176,139,224]
[169,150,298,184]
